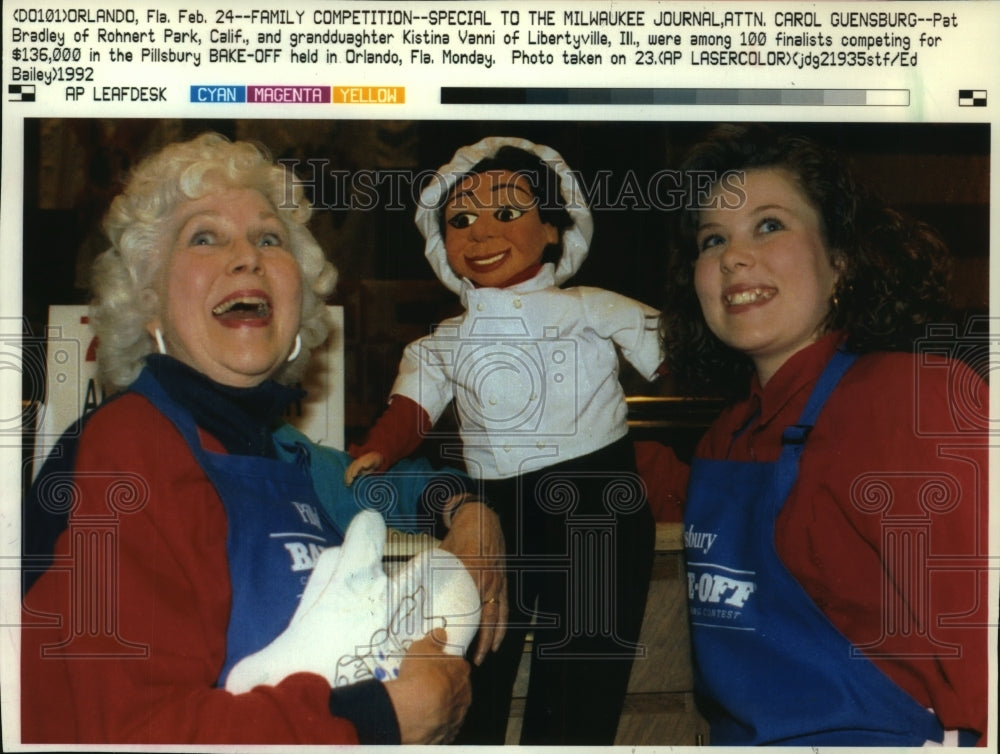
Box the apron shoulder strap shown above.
[129,368,205,452]
[782,348,859,448]
[772,348,858,504]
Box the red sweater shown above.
[675,334,988,740]
[21,393,361,744]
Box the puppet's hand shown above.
[345,451,384,486]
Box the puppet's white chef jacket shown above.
[390,265,661,479]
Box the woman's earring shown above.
[286,333,302,363]
[154,328,167,355]
[831,280,844,315]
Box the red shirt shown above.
[21,393,361,744]
[695,333,989,740]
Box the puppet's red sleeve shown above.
[349,395,432,470]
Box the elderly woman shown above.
[657,125,988,746]
[21,133,504,745]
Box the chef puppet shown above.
[347,136,661,744]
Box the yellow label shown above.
[333,86,405,104]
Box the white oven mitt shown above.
[225,510,481,694]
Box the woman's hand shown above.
[439,499,508,665]
[344,451,384,486]
[384,629,471,744]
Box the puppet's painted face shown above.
[443,169,559,288]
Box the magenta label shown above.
[246,86,331,104]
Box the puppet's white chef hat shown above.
[414,136,594,294]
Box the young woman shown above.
[659,124,988,746]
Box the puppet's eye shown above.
[494,206,525,222]
[448,212,478,229]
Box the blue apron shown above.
[131,370,345,687]
[684,349,946,746]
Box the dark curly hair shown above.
[438,145,574,267]
[660,124,954,398]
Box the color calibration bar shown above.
[189,85,406,104]
[440,88,909,106]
